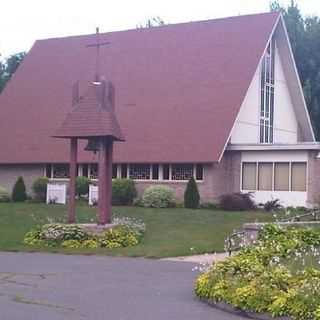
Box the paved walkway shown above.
[0,252,245,320]
[163,252,228,264]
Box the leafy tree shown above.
[270,1,320,138]
[12,176,27,202]
[0,52,26,93]
[137,16,166,29]
[184,177,200,209]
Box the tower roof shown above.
[54,80,124,141]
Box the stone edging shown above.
[200,298,291,320]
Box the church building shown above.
[1,12,320,207]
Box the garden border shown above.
[199,298,291,320]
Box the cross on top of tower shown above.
[87,27,110,83]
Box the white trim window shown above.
[242,161,307,192]
[52,164,70,179]
[129,164,151,180]
[260,37,275,144]
[171,164,194,181]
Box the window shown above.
[196,164,204,181]
[242,163,256,190]
[274,163,289,191]
[45,164,52,178]
[53,164,69,179]
[260,37,275,143]
[129,164,150,180]
[112,164,117,179]
[291,163,307,191]
[163,164,170,180]
[258,163,273,190]
[121,164,127,179]
[89,164,98,179]
[152,164,159,180]
[171,164,193,180]
[82,164,88,178]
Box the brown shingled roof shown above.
[0,12,280,164]
[54,81,124,140]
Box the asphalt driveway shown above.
[0,252,245,320]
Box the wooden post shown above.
[98,137,113,225]
[68,138,77,223]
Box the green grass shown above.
[0,202,273,258]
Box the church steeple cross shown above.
[87,27,110,82]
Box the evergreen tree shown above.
[184,177,200,209]
[12,176,27,202]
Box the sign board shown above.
[89,185,98,206]
[46,184,67,204]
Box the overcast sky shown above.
[0,0,319,58]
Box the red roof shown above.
[0,12,280,164]
[54,81,124,140]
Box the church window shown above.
[129,164,151,180]
[52,164,70,179]
[260,37,275,143]
[171,164,193,180]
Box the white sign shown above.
[46,184,67,205]
[89,185,98,206]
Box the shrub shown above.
[11,176,27,202]
[112,179,137,205]
[195,224,320,320]
[23,217,145,249]
[184,177,200,209]
[0,186,10,202]
[32,177,49,201]
[263,199,282,212]
[99,225,140,248]
[142,185,175,208]
[219,192,255,211]
[76,176,90,197]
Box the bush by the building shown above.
[219,192,255,211]
[142,185,175,208]
[76,176,90,197]
[112,179,137,205]
[0,186,10,202]
[11,176,27,202]
[32,177,49,201]
[184,177,200,208]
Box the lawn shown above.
[0,202,273,258]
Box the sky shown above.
[0,0,319,58]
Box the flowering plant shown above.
[195,224,320,320]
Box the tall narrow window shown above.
[274,163,289,191]
[242,163,256,190]
[260,37,275,143]
[121,164,127,179]
[291,163,307,191]
[258,163,273,190]
[163,164,170,180]
[112,164,118,179]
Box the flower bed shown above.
[195,224,320,320]
[24,217,145,249]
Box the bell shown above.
[84,138,100,154]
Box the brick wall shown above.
[134,151,241,203]
[0,151,242,202]
[0,164,45,196]
[307,151,320,206]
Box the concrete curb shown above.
[200,298,291,320]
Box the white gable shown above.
[230,17,314,145]
[231,42,298,144]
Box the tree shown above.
[270,1,320,138]
[137,16,166,29]
[12,176,27,202]
[184,177,200,209]
[0,52,26,93]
